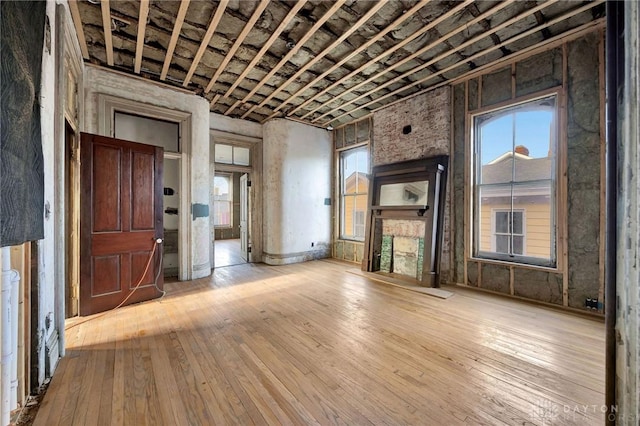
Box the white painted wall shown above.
[262,119,332,265]
[114,112,180,152]
[84,67,212,279]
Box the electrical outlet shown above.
[311,242,315,247]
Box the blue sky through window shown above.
[480,110,554,165]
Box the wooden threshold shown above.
[33,260,604,425]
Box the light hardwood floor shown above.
[34,260,604,425]
[214,238,245,268]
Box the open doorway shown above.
[113,111,182,279]
[213,171,250,267]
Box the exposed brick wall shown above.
[372,86,451,166]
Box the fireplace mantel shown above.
[362,156,448,287]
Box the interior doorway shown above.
[113,111,182,278]
[213,171,250,268]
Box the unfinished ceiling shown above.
[70,0,605,127]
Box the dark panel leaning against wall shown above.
[332,117,372,264]
[450,30,604,312]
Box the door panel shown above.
[80,133,163,316]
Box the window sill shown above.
[468,256,560,273]
[337,238,365,244]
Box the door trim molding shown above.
[210,130,263,265]
[98,94,192,281]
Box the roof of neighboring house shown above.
[345,172,369,190]
[481,153,552,184]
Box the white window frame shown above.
[339,145,369,242]
[471,93,558,268]
[491,209,526,256]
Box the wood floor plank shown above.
[34,260,605,425]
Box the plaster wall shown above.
[210,112,262,138]
[84,66,212,279]
[35,0,59,386]
[263,119,332,265]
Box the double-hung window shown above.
[472,95,558,267]
[340,147,369,241]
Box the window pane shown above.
[495,211,508,233]
[233,146,250,166]
[340,146,368,241]
[513,236,524,255]
[496,235,509,254]
[215,144,233,163]
[512,211,523,234]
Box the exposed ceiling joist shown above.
[205,0,270,94]
[295,0,474,121]
[224,0,308,98]
[265,0,434,122]
[325,1,605,126]
[311,0,538,123]
[73,0,604,126]
[134,0,150,74]
[100,0,114,66]
[240,0,348,119]
[161,0,191,81]
[68,0,89,59]
[183,0,229,87]
[253,0,389,112]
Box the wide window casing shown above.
[340,146,369,241]
[472,95,558,267]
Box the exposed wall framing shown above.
[450,29,605,313]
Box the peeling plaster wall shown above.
[84,67,212,279]
[451,31,604,311]
[209,112,262,139]
[36,0,59,386]
[263,119,332,265]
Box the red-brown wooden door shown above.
[80,133,164,316]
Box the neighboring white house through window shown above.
[472,94,557,267]
[213,174,232,227]
[340,146,369,241]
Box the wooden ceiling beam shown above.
[223,0,307,99]
[254,0,388,111]
[68,0,89,59]
[205,0,270,94]
[161,0,191,80]
[303,0,512,121]
[224,100,242,116]
[239,0,347,119]
[134,0,150,74]
[323,1,603,126]
[183,0,229,87]
[282,0,451,118]
[101,0,114,66]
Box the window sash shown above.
[472,95,557,267]
[339,146,368,241]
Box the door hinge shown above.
[248,246,252,253]
[247,181,252,187]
